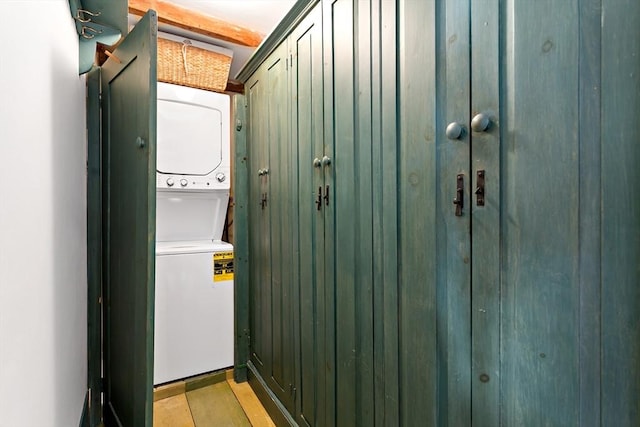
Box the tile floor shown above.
[153,370,275,427]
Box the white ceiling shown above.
[150,0,297,78]
[170,0,297,34]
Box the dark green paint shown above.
[246,41,298,415]
[101,11,157,427]
[601,0,640,424]
[233,93,250,384]
[86,66,103,427]
[292,6,325,426]
[577,0,602,424]
[332,0,357,423]
[236,0,319,82]
[470,0,499,425]
[237,1,640,426]
[248,362,298,427]
[353,1,375,425]
[397,0,442,424]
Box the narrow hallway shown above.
[153,370,274,427]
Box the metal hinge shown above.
[289,383,297,399]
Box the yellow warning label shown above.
[213,251,234,282]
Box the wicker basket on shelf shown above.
[157,35,232,93]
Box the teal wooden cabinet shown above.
[236,0,640,426]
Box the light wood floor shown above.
[153,370,275,427]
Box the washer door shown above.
[157,97,222,175]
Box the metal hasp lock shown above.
[316,186,323,211]
[260,193,268,210]
[476,170,485,206]
[323,185,330,206]
[453,174,464,216]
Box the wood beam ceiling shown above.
[129,0,264,47]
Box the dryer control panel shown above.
[156,173,229,190]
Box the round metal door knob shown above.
[166,178,175,187]
[180,179,188,187]
[471,113,491,132]
[322,156,332,166]
[313,158,322,168]
[446,122,464,140]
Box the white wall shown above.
[0,1,87,426]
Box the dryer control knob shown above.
[180,179,188,187]
[216,173,226,183]
[166,178,175,187]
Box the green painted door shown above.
[483,2,640,425]
[247,67,269,379]
[100,10,157,427]
[398,0,471,424]
[291,5,326,426]
[398,0,640,425]
[265,41,296,413]
[247,41,296,413]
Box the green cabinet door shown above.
[398,0,471,424]
[247,67,269,376]
[265,40,296,413]
[398,0,640,425]
[291,5,326,426]
[477,2,582,425]
[247,40,297,414]
[100,10,157,427]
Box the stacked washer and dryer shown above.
[154,82,234,385]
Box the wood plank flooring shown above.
[153,370,273,427]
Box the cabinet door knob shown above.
[322,156,332,166]
[313,158,322,168]
[446,122,464,140]
[471,113,491,132]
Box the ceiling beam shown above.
[129,0,264,47]
[224,79,244,94]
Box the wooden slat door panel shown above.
[601,0,640,424]
[247,71,269,373]
[264,41,296,412]
[397,0,471,424]
[492,2,581,424]
[292,5,325,426]
[247,41,297,414]
[101,10,157,427]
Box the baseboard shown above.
[154,368,229,401]
[247,362,298,427]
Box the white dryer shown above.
[154,82,233,385]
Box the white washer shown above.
[154,82,233,385]
[154,241,233,385]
